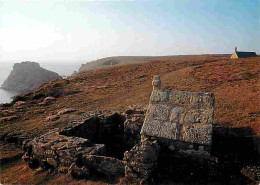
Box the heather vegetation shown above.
[0,55,259,184]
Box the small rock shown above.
[47,158,58,167]
[0,116,18,123]
[22,152,30,163]
[39,96,56,106]
[44,96,56,102]
[34,167,44,175]
[57,108,76,116]
[14,101,26,109]
[46,114,60,121]
[69,163,90,179]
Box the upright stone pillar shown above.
[152,75,161,91]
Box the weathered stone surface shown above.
[57,108,76,116]
[124,105,147,147]
[182,124,212,144]
[82,155,125,177]
[169,106,183,122]
[69,163,90,179]
[152,75,161,91]
[39,96,56,106]
[147,104,170,121]
[123,138,160,184]
[150,89,170,102]
[141,76,214,146]
[46,114,60,121]
[141,118,178,140]
[47,157,58,167]
[28,130,106,170]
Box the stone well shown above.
[123,75,215,184]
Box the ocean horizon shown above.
[0,61,83,103]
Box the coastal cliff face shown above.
[1,62,61,92]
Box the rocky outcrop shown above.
[1,61,61,92]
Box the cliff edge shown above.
[78,55,231,73]
[1,61,61,92]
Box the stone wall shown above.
[123,136,160,184]
[124,75,215,184]
[23,111,134,180]
[24,129,106,174]
[124,105,147,147]
[141,75,214,155]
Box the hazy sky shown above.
[0,0,259,63]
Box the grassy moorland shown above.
[0,54,259,184]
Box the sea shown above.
[0,61,83,104]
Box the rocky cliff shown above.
[1,61,61,92]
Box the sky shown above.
[0,0,259,63]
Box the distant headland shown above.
[1,61,61,92]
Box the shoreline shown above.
[0,88,19,104]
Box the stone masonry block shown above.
[181,124,212,145]
[141,76,214,145]
[141,119,178,140]
[146,104,170,121]
[150,90,170,103]
[169,106,184,123]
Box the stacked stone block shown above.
[124,105,147,147]
[124,75,215,183]
[123,137,160,184]
[25,129,105,175]
[141,75,214,155]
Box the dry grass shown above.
[0,55,259,184]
